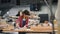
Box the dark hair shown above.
[22,10,30,15]
[16,11,20,16]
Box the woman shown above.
[16,10,30,28]
[16,10,30,34]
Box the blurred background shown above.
[0,0,58,16]
[0,0,58,34]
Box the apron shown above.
[22,18,26,27]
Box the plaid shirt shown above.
[16,16,28,28]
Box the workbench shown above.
[1,25,57,34]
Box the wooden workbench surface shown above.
[2,25,58,33]
[0,19,57,33]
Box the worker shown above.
[16,10,30,34]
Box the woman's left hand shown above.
[23,26,27,28]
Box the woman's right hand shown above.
[16,23,19,28]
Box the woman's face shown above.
[22,14,28,18]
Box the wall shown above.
[8,5,57,16]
